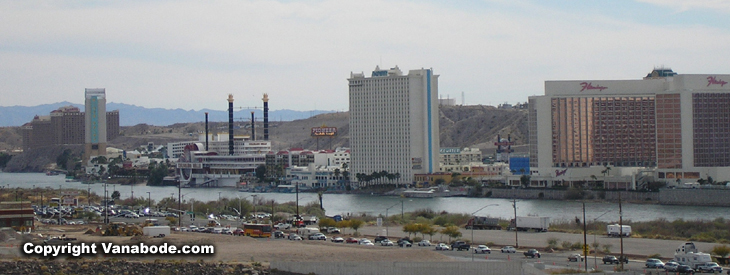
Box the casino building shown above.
[348,66,440,186]
[526,68,730,189]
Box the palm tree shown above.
[333,168,341,181]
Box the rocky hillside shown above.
[1,105,529,171]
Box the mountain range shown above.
[0,102,335,127]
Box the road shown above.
[356,225,720,260]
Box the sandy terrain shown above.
[2,225,453,264]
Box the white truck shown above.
[143,226,171,238]
[297,227,321,239]
[509,216,549,232]
[607,224,631,237]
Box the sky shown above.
[2,0,730,112]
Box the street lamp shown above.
[385,202,399,237]
[471,204,499,261]
[146,192,151,212]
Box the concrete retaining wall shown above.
[659,188,730,206]
[485,189,659,203]
[484,188,730,207]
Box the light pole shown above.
[385,202,399,237]
[471,204,499,261]
[592,208,613,270]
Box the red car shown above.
[345,237,358,244]
[232,228,245,236]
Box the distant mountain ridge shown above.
[0,102,336,127]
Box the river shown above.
[0,172,725,223]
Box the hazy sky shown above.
[2,0,729,112]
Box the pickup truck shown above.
[524,249,541,258]
[450,241,471,251]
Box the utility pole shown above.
[583,202,588,272]
[513,198,518,248]
[619,192,625,271]
[178,182,181,228]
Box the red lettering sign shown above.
[555,168,568,177]
[707,76,727,87]
[579,82,607,92]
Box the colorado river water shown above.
[1,172,727,223]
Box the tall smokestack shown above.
[205,112,209,151]
[251,111,255,141]
[263,94,269,140]
[227,94,234,156]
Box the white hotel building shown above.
[348,66,440,185]
[527,68,730,189]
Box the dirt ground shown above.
[2,225,454,264]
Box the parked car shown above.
[568,253,584,262]
[645,258,665,269]
[345,237,358,244]
[473,245,491,254]
[451,241,470,251]
[330,236,344,243]
[374,236,388,243]
[326,227,341,234]
[696,262,722,273]
[398,239,412,247]
[524,249,541,258]
[663,262,679,272]
[380,240,394,246]
[359,240,374,246]
[501,246,517,253]
[273,223,291,230]
[308,233,326,240]
[435,243,450,251]
[676,264,695,274]
[358,238,372,245]
[601,255,627,264]
[287,233,302,240]
[417,240,432,246]
[273,231,285,239]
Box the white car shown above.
[358,238,371,244]
[330,236,344,243]
[474,245,491,254]
[435,243,450,250]
[417,240,432,246]
[501,246,516,253]
[380,240,394,246]
[359,240,374,246]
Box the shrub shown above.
[571,242,583,250]
[712,245,730,258]
[561,241,573,250]
[648,253,662,259]
[547,237,560,250]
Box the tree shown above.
[255,165,267,182]
[336,220,351,233]
[318,218,337,229]
[333,168,341,181]
[349,219,364,233]
[420,224,437,240]
[441,225,462,243]
[111,190,121,200]
[520,175,531,187]
[403,223,419,239]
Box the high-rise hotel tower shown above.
[348,66,440,185]
[84,88,108,162]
